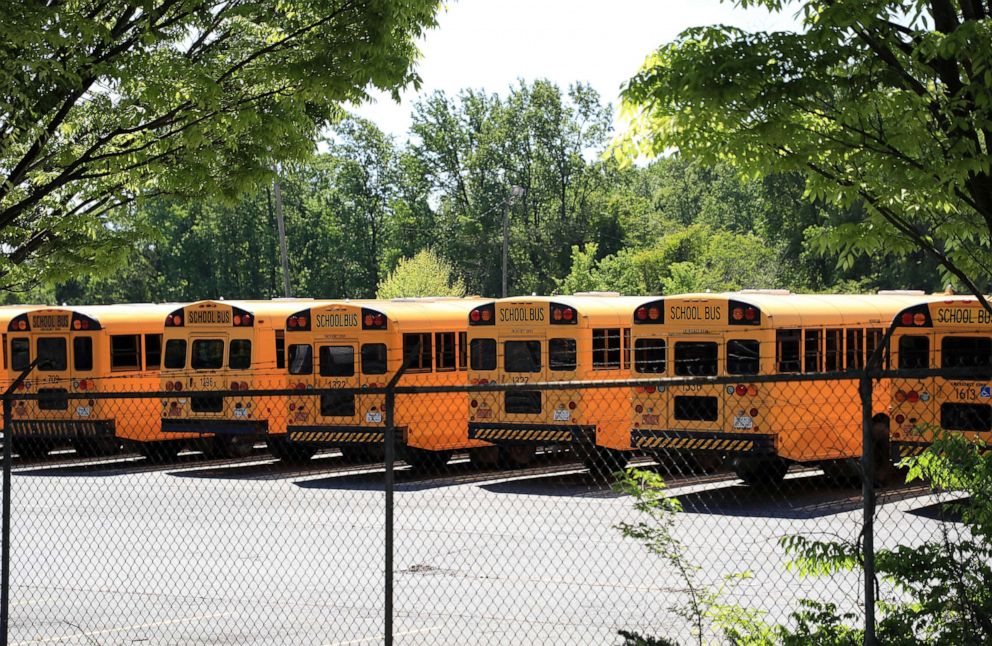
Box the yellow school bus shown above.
[282,298,489,468]
[0,305,44,436]
[466,293,649,469]
[628,291,927,484]
[888,295,992,459]
[5,304,175,458]
[159,299,313,460]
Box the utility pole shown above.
[273,165,292,298]
[501,185,525,298]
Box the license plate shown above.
[553,409,571,422]
[733,415,753,430]
[475,409,492,419]
[641,414,659,425]
[75,406,92,418]
[365,411,383,423]
[234,408,248,418]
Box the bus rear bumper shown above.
[161,419,268,436]
[468,422,594,445]
[287,425,388,446]
[632,429,775,455]
[890,441,928,461]
[8,419,115,440]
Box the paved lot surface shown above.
[5,450,951,645]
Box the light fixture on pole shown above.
[502,185,526,298]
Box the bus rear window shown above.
[320,346,355,377]
[361,344,387,375]
[37,337,67,371]
[549,338,577,371]
[505,341,541,373]
[470,339,496,371]
[727,340,759,375]
[942,337,992,376]
[898,336,929,370]
[164,340,186,370]
[288,344,313,375]
[191,339,224,370]
[634,339,666,374]
[229,340,252,370]
[674,342,717,377]
[11,338,29,372]
[73,337,93,372]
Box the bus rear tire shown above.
[267,437,316,464]
[404,447,452,472]
[500,445,535,469]
[734,457,788,487]
[134,441,180,463]
[469,446,500,469]
[208,436,256,459]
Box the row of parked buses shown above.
[1,292,990,483]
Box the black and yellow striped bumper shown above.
[9,419,114,439]
[468,423,594,445]
[288,426,389,446]
[890,441,928,461]
[631,430,774,454]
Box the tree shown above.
[619,1,992,306]
[375,249,466,299]
[0,0,441,286]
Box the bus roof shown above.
[306,298,485,327]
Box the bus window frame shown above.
[319,345,356,378]
[163,339,187,370]
[229,339,252,371]
[73,336,94,372]
[36,336,68,372]
[190,338,225,371]
[470,338,496,371]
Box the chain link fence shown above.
[0,367,980,644]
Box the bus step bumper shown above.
[890,441,928,461]
[287,426,389,446]
[9,420,115,440]
[632,430,774,454]
[161,419,268,435]
[468,423,594,445]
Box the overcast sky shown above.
[351,0,802,140]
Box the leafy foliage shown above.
[619,0,992,305]
[375,249,466,299]
[0,0,441,285]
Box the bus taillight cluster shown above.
[895,389,921,403]
[165,314,183,327]
[469,304,494,325]
[164,381,184,392]
[550,303,577,324]
[634,306,662,322]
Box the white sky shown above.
[351,0,803,140]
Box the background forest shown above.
[7,80,944,305]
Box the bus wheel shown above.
[820,459,861,487]
[583,447,628,481]
[500,445,535,469]
[734,457,788,487]
[267,437,316,464]
[208,436,256,459]
[404,447,452,472]
[14,440,51,459]
[469,446,500,469]
[72,438,121,458]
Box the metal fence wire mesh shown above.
[0,368,976,644]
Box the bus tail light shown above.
[165,309,184,327]
[749,408,759,417]
[896,305,932,328]
[568,401,577,410]
[361,308,387,330]
[287,308,312,331]
[895,389,907,402]
[634,404,643,413]
[470,399,478,408]
[895,414,906,424]
[633,300,664,324]
[173,381,183,392]
[645,386,656,394]
[295,383,307,390]
[728,299,761,326]
[550,302,577,325]
[747,385,758,396]
[232,307,253,327]
[735,385,747,396]
[906,390,920,403]
[165,382,174,392]
[469,303,496,326]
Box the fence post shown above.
[1,394,10,646]
[859,372,876,646]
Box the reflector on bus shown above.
[894,304,933,328]
[633,300,664,324]
[469,303,495,326]
[287,308,311,331]
[728,299,761,326]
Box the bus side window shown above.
[2,333,6,370]
[288,344,313,375]
[403,333,432,373]
[10,338,29,372]
[824,329,842,371]
[622,328,631,370]
[845,329,864,370]
[435,332,457,372]
[230,340,252,370]
[275,330,285,370]
[634,339,666,374]
[361,344,387,375]
[73,337,94,372]
[865,328,885,368]
[110,335,141,371]
[776,329,801,373]
[549,338,577,371]
[144,334,162,371]
[458,332,467,371]
[727,340,759,375]
[804,329,822,373]
[470,339,496,371]
[592,328,621,369]
[898,336,929,370]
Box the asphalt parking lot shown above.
[5,450,951,645]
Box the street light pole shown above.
[273,165,292,298]
[501,185,525,298]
